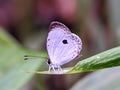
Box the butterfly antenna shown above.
[24,55,47,60]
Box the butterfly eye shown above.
[62,40,68,44]
[47,59,51,65]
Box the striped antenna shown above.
[24,55,48,60]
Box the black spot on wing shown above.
[62,39,68,44]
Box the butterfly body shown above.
[46,21,82,71]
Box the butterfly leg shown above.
[48,65,56,72]
[48,64,64,74]
[56,65,63,74]
[51,66,56,72]
[48,66,51,72]
[57,66,62,71]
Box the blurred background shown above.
[0,0,120,90]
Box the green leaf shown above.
[0,29,47,90]
[68,46,120,74]
[33,46,120,75]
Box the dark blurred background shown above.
[0,0,119,90]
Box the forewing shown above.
[47,21,71,64]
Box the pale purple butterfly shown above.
[47,21,82,72]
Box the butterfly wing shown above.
[47,21,82,66]
[53,33,82,65]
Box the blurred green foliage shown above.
[0,29,47,90]
[70,67,120,90]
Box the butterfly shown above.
[46,21,82,72]
[24,21,82,73]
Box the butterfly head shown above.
[47,58,51,65]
